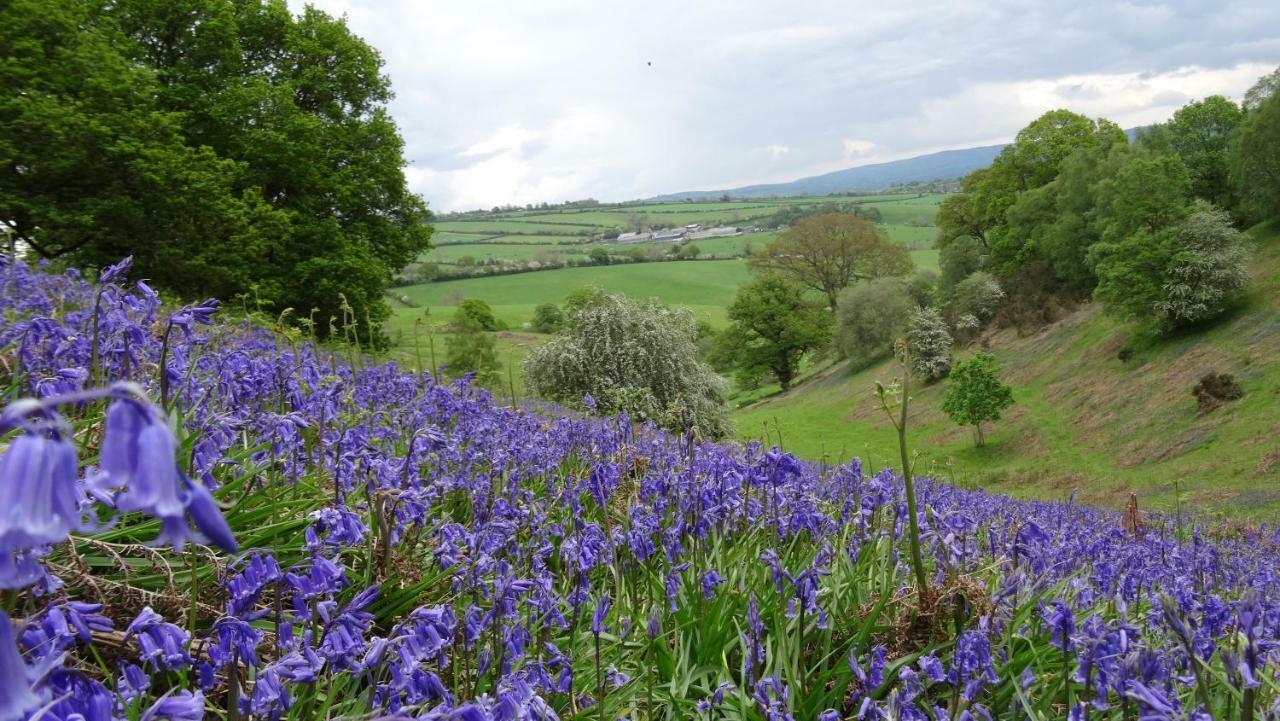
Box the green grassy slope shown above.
[732,220,1280,518]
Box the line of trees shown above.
[935,68,1278,334]
[1,0,431,345]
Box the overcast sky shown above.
[292,0,1279,212]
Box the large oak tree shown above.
[0,0,431,344]
[748,213,912,309]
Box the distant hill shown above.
[652,143,1006,200]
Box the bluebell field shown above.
[0,255,1276,720]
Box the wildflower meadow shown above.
[1,255,1277,720]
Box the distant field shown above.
[884,224,937,248]
[424,244,589,263]
[394,259,754,328]
[433,220,593,236]
[912,248,940,273]
[430,194,944,246]
[422,194,944,268]
[390,193,945,398]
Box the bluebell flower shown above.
[591,595,611,636]
[1045,600,1075,653]
[647,609,661,640]
[918,653,945,683]
[0,612,39,721]
[209,618,262,669]
[0,426,86,587]
[33,669,115,721]
[19,601,113,660]
[117,662,150,703]
[98,256,134,284]
[700,569,724,599]
[168,299,220,338]
[125,607,193,671]
[141,690,205,721]
[104,396,236,552]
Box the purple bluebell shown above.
[141,690,205,721]
[124,607,193,671]
[591,595,611,636]
[117,662,150,703]
[19,601,112,660]
[104,395,236,552]
[1045,601,1075,652]
[0,612,39,721]
[0,424,86,588]
[700,569,724,599]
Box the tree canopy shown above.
[748,213,912,309]
[941,353,1015,446]
[0,0,431,344]
[724,276,832,391]
[1231,85,1280,224]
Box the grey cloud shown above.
[295,0,1280,210]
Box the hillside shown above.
[652,144,1005,200]
[7,249,1280,721]
[733,220,1280,517]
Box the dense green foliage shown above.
[941,353,1015,446]
[0,0,431,343]
[749,213,913,309]
[456,298,503,331]
[834,278,913,371]
[523,292,729,436]
[722,277,833,391]
[934,70,1279,336]
[1231,87,1280,224]
[530,302,565,333]
[444,313,501,386]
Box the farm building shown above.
[686,226,743,240]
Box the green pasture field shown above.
[393,259,754,329]
[424,244,590,263]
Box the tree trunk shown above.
[974,422,985,446]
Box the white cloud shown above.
[291,0,1280,210]
[842,139,876,159]
[764,144,791,160]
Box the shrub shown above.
[904,270,938,309]
[941,353,1015,446]
[939,234,986,290]
[995,260,1067,332]
[1155,203,1251,329]
[523,292,729,437]
[589,247,610,265]
[907,306,953,381]
[1193,371,1244,413]
[564,286,609,317]
[456,298,503,331]
[444,314,500,386]
[952,271,1004,324]
[530,303,564,334]
[835,278,913,371]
